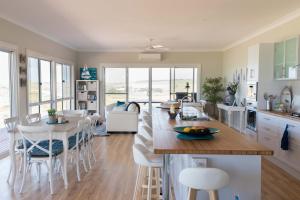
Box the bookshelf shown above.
[76,80,99,114]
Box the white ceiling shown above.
[1,0,300,52]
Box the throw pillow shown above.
[116,101,125,107]
[125,102,140,113]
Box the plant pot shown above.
[48,115,57,123]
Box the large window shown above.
[28,57,73,116]
[104,66,199,110]
[0,51,11,127]
[28,57,52,116]
[56,63,72,111]
[104,68,127,105]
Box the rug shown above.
[94,123,110,136]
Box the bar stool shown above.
[179,168,229,200]
[140,125,153,141]
[143,111,152,117]
[142,115,152,128]
[132,144,162,200]
[135,134,153,152]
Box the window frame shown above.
[55,63,72,111]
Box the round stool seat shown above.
[179,168,229,191]
[133,144,162,168]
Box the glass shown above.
[29,105,39,115]
[152,68,170,102]
[28,57,39,104]
[40,60,51,101]
[128,68,149,103]
[56,63,63,99]
[0,51,11,127]
[63,64,71,98]
[40,103,51,117]
[174,68,194,93]
[105,68,126,93]
[105,94,126,106]
[56,100,63,111]
[63,99,71,110]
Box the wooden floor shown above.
[0,134,299,200]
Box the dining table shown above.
[152,107,273,200]
[8,116,82,189]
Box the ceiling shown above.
[1,0,300,52]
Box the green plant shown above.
[48,109,56,116]
[202,77,224,117]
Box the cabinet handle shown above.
[263,127,271,132]
[264,136,271,141]
[288,124,296,128]
[263,117,271,121]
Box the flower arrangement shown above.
[226,82,239,95]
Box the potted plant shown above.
[48,109,57,123]
[202,77,224,118]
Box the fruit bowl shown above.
[173,126,219,137]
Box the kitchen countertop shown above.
[258,110,300,123]
[152,108,273,155]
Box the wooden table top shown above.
[152,108,273,155]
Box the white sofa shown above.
[105,103,139,133]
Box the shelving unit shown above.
[76,80,99,115]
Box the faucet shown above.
[180,95,194,118]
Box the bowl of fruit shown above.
[174,126,219,137]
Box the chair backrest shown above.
[89,114,99,129]
[26,113,41,124]
[63,110,86,117]
[83,117,92,139]
[142,115,152,128]
[142,125,152,136]
[4,117,19,133]
[17,125,54,158]
[132,144,151,166]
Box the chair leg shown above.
[208,190,218,200]
[187,188,197,200]
[19,156,27,193]
[7,161,12,183]
[19,154,23,173]
[147,167,152,200]
[81,149,88,173]
[155,168,161,198]
[76,147,81,181]
[87,144,92,169]
[49,159,53,194]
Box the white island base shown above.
[170,154,261,200]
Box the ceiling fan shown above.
[142,38,169,52]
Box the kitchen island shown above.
[152,108,273,200]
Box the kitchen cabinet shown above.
[274,36,300,80]
[257,111,300,173]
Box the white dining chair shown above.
[68,119,87,181]
[132,144,162,200]
[4,117,21,183]
[86,115,98,168]
[179,168,230,200]
[18,125,64,194]
[26,113,41,124]
[62,110,86,117]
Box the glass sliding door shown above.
[0,51,11,127]
[105,68,127,105]
[128,68,149,111]
[152,68,170,108]
[62,64,71,110]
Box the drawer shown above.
[87,101,97,110]
[258,129,280,152]
[87,81,97,91]
[277,141,300,172]
[279,121,300,145]
[77,91,88,101]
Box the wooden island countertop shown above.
[152,108,273,155]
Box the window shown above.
[28,57,73,116]
[56,63,72,111]
[104,68,127,105]
[0,50,11,127]
[104,66,199,110]
[28,57,51,116]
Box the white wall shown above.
[0,17,77,118]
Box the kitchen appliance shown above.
[246,106,257,132]
[291,112,300,118]
[246,82,258,102]
[246,81,258,133]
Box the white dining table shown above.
[8,117,82,189]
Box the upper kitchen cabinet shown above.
[274,36,300,80]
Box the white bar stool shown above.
[140,125,153,141]
[143,111,152,117]
[179,168,229,200]
[135,134,153,152]
[133,144,162,200]
[142,115,152,128]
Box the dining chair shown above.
[68,119,87,181]
[62,110,86,117]
[4,117,21,183]
[18,125,64,194]
[86,115,98,168]
[26,113,41,124]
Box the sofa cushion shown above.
[116,101,125,107]
[112,105,126,111]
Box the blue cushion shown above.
[29,140,63,157]
[116,101,125,106]
[68,132,83,149]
